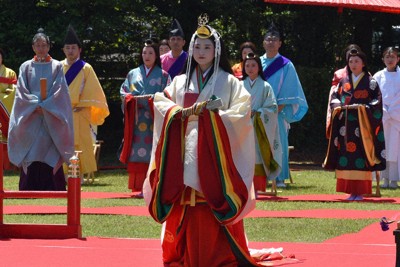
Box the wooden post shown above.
[0,123,3,225]
[394,223,400,267]
[67,155,81,227]
[364,171,381,198]
[375,171,381,197]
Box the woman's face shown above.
[244,59,259,80]
[241,48,254,61]
[142,46,156,69]
[32,38,50,58]
[193,38,215,71]
[159,44,170,55]
[383,52,399,71]
[348,56,364,76]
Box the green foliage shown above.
[288,66,333,162]
[0,1,399,161]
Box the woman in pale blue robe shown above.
[119,40,171,195]
[241,53,281,192]
[8,30,74,191]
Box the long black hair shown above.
[346,47,369,74]
[138,39,161,69]
[242,53,266,81]
[182,29,232,79]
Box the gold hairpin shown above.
[196,13,211,38]
[198,13,209,27]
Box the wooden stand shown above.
[257,180,278,196]
[0,149,82,239]
[258,145,295,197]
[83,140,103,184]
[394,223,400,267]
[364,171,381,198]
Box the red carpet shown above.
[81,191,137,199]
[4,205,400,221]
[0,237,163,267]
[80,191,400,204]
[256,193,400,203]
[0,235,394,267]
[1,193,398,266]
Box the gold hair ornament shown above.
[196,13,211,38]
[185,13,221,96]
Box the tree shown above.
[1,0,399,160]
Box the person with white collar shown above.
[119,39,170,197]
[61,25,109,182]
[260,22,308,188]
[373,47,400,189]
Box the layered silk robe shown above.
[119,65,170,191]
[8,58,74,173]
[0,64,16,141]
[120,65,171,164]
[373,66,400,181]
[0,64,17,169]
[241,76,282,188]
[160,51,188,80]
[324,70,386,194]
[62,59,109,175]
[261,53,308,183]
[143,68,258,266]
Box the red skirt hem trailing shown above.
[127,162,149,192]
[254,175,267,192]
[336,178,372,195]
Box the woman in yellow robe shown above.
[0,48,17,169]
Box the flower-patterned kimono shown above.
[119,65,171,191]
[324,69,386,195]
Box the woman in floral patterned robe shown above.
[119,40,171,196]
[324,47,386,201]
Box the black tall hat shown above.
[64,25,82,47]
[264,22,281,39]
[169,19,184,38]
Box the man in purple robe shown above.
[160,18,188,80]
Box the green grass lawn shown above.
[1,168,397,242]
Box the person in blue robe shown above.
[260,23,308,188]
[8,29,74,191]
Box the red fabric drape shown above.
[264,0,400,14]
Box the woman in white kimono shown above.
[241,53,281,194]
[373,47,400,189]
[143,14,263,267]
